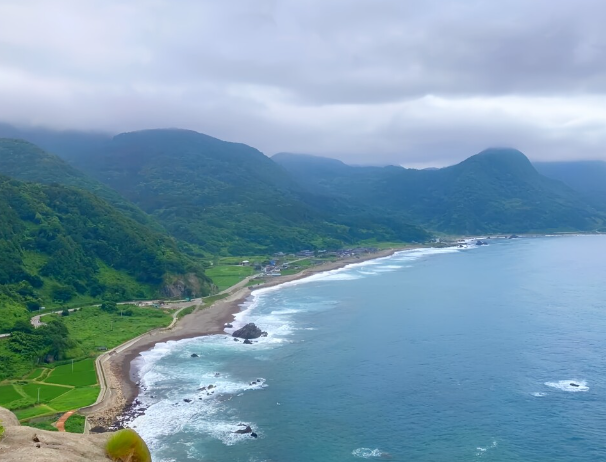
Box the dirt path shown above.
[56,410,75,432]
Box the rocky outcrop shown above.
[232,323,267,340]
[0,407,112,462]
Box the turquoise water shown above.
[129,236,606,461]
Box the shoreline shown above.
[82,246,415,430]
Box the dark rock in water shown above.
[251,432,258,438]
[225,323,233,328]
[260,332,268,337]
[508,234,520,239]
[475,240,487,246]
[570,382,580,387]
[234,338,239,342]
[232,323,267,339]
[234,425,253,434]
[207,384,215,389]
[184,398,192,403]
[191,353,199,358]
[243,339,253,344]
[199,387,206,391]
[215,372,221,377]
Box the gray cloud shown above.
[0,0,605,166]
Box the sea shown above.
[128,235,606,462]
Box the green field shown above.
[206,264,255,291]
[24,368,44,380]
[44,358,97,387]
[0,384,23,407]
[49,387,99,412]
[1,358,100,424]
[21,382,71,402]
[14,405,54,420]
[60,305,172,356]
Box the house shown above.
[241,260,250,266]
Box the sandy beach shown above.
[81,246,415,430]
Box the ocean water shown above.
[129,236,606,461]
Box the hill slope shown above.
[0,175,212,332]
[0,138,158,227]
[64,129,429,254]
[274,149,605,234]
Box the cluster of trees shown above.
[8,318,72,362]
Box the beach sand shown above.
[82,247,413,430]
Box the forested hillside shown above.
[0,138,158,228]
[62,129,429,254]
[0,176,212,333]
[274,149,606,234]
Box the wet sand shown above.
[82,247,415,429]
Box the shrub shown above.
[105,428,151,462]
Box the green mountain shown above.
[0,138,158,228]
[274,148,606,234]
[534,160,606,206]
[62,129,429,254]
[0,175,212,332]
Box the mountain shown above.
[274,148,606,234]
[534,160,606,202]
[0,138,159,228]
[60,129,429,254]
[0,175,212,332]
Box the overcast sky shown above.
[0,0,605,167]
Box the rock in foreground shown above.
[0,407,111,462]
[232,323,268,340]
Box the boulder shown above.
[232,323,267,339]
[570,382,580,387]
[234,425,252,434]
[191,353,199,358]
[183,398,192,403]
[243,339,253,344]
[224,323,233,328]
[251,432,258,438]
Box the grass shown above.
[60,306,172,356]
[105,428,151,462]
[49,387,99,412]
[20,383,71,402]
[176,305,197,319]
[44,358,97,387]
[206,264,255,291]
[0,385,23,407]
[23,415,59,432]
[202,293,229,306]
[14,405,55,420]
[64,413,86,433]
[24,368,44,380]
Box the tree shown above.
[101,301,117,313]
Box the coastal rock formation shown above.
[243,339,253,344]
[0,407,112,462]
[234,425,253,434]
[232,323,267,340]
[191,353,199,357]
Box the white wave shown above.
[531,392,546,397]
[377,265,401,269]
[352,448,386,458]
[545,379,589,392]
[476,440,497,457]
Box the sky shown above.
[0,0,605,167]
